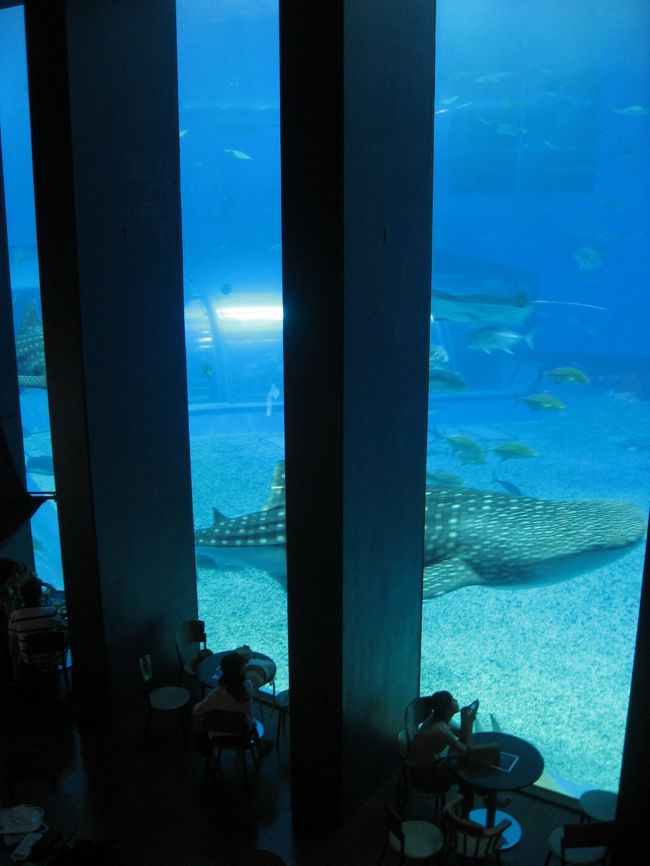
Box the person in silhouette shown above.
[408,690,475,790]
[7,576,63,681]
[193,651,273,756]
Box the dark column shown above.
[281,0,435,825]
[23,0,196,721]
[614,521,650,865]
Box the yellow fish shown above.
[541,366,590,384]
[521,394,566,411]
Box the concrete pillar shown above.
[23,0,196,722]
[280,0,435,825]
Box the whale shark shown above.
[194,461,646,595]
[15,301,47,389]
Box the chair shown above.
[138,654,191,742]
[443,794,511,863]
[273,689,290,750]
[377,800,444,865]
[174,619,208,686]
[397,696,446,819]
[21,630,70,692]
[404,696,434,753]
[202,708,265,785]
[544,820,617,866]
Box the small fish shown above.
[179,129,189,139]
[224,148,253,160]
[543,139,560,150]
[521,393,566,411]
[266,383,280,417]
[495,123,527,137]
[541,366,590,384]
[427,471,464,487]
[202,362,213,380]
[468,327,534,355]
[439,96,459,105]
[492,477,523,497]
[573,245,602,271]
[475,71,517,84]
[491,441,539,462]
[434,108,450,116]
[428,367,467,392]
[444,435,486,465]
[613,105,648,116]
[429,345,449,365]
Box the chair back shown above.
[175,619,207,651]
[202,709,253,737]
[404,696,434,750]
[384,801,405,850]
[22,630,66,669]
[443,794,511,860]
[562,821,617,858]
[139,654,154,689]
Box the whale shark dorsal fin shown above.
[423,557,484,599]
[212,507,227,526]
[20,300,41,334]
[263,459,286,510]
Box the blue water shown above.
[1,0,649,795]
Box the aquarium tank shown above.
[1,0,649,798]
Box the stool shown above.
[579,789,618,822]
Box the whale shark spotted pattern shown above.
[194,460,646,595]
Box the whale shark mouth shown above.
[194,462,647,598]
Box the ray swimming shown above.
[194,461,646,596]
[430,289,607,327]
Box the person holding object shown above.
[193,651,273,756]
[407,690,476,790]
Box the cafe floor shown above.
[0,676,581,866]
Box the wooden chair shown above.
[377,800,444,865]
[396,697,446,819]
[21,630,70,692]
[201,708,266,787]
[443,794,511,863]
[139,654,191,742]
[544,820,617,866]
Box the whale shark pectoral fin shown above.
[423,557,484,599]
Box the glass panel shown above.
[423,0,649,795]
[0,4,64,589]
[176,1,287,690]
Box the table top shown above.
[450,731,544,792]
[196,649,276,691]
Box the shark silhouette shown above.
[15,301,47,389]
[194,461,646,595]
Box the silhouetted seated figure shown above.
[408,690,475,791]
[7,576,63,682]
[193,651,273,756]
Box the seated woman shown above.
[193,652,273,755]
[408,690,475,789]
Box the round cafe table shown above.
[195,649,277,696]
[449,731,544,850]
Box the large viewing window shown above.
[422,0,649,795]
[176,1,287,690]
[0,3,63,589]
